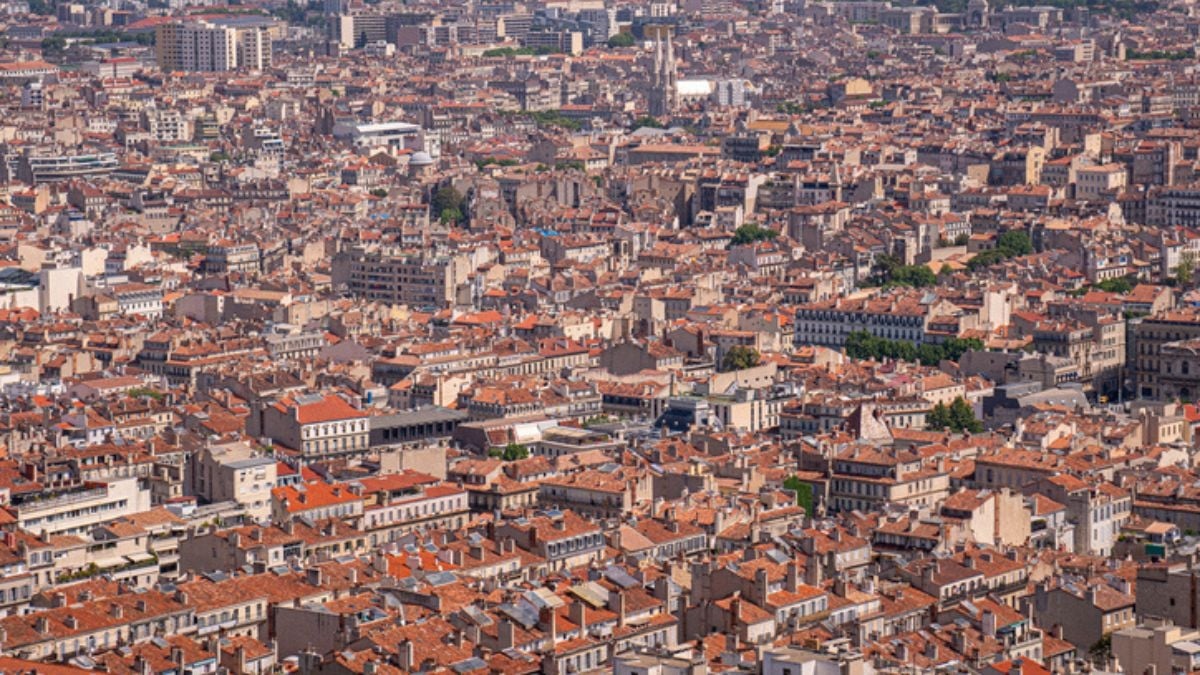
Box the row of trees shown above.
[844,331,984,367]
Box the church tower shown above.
[648,26,677,119]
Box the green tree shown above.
[1177,252,1196,287]
[502,442,529,461]
[927,402,951,430]
[996,229,1032,256]
[948,396,983,433]
[721,345,761,372]
[843,331,982,366]
[783,476,814,515]
[369,188,388,198]
[431,186,465,223]
[633,115,664,129]
[888,264,937,288]
[607,32,634,48]
[730,223,778,246]
[1094,276,1136,294]
[1089,634,1112,666]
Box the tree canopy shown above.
[721,345,761,372]
[730,223,779,246]
[431,186,465,224]
[927,397,984,433]
[607,32,635,47]
[844,331,983,367]
[966,230,1032,270]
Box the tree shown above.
[1177,252,1196,287]
[490,442,529,461]
[502,442,529,461]
[1089,634,1112,667]
[431,186,465,224]
[1094,276,1136,294]
[633,115,663,129]
[996,229,1033,256]
[929,398,982,432]
[948,397,983,433]
[369,188,388,198]
[844,331,982,366]
[730,223,778,246]
[721,346,761,372]
[927,402,951,430]
[783,476,814,515]
[607,32,634,48]
[888,264,937,288]
[967,229,1033,270]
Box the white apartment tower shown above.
[156,20,271,72]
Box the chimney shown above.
[397,639,414,671]
[754,568,770,606]
[51,592,66,608]
[982,609,996,638]
[498,620,515,650]
[805,559,823,586]
[35,616,48,634]
[786,561,800,593]
[171,646,185,670]
[110,603,124,619]
[348,568,358,585]
[540,606,558,645]
[610,589,627,627]
[569,601,587,634]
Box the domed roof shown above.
[410,151,434,166]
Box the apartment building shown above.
[1133,308,1200,400]
[261,393,370,463]
[188,442,278,522]
[155,20,271,72]
[10,477,151,538]
[827,446,949,513]
[331,246,469,308]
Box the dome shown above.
[409,151,434,166]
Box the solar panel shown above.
[453,657,488,672]
[499,603,538,629]
[604,566,639,589]
[462,605,493,627]
[425,571,457,587]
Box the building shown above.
[331,246,468,308]
[10,477,151,537]
[1112,618,1200,675]
[155,19,272,72]
[188,441,278,522]
[1134,309,1200,400]
[261,393,371,463]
